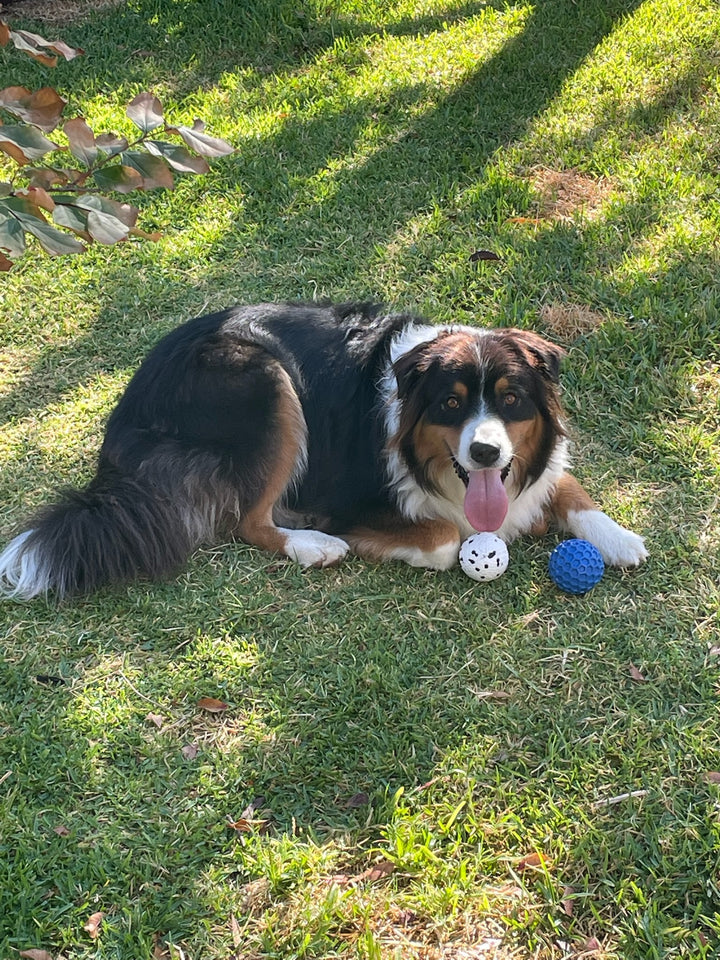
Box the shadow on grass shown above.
[0,0,647,426]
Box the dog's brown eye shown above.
[446,395,460,409]
[504,393,517,406]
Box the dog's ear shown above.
[503,329,566,383]
[392,340,436,399]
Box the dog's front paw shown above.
[566,509,648,568]
[281,529,350,568]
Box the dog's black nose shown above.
[469,442,501,467]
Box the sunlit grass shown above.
[1,0,720,957]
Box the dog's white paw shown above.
[566,509,648,568]
[280,529,350,568]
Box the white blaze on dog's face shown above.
[392,327,567,532]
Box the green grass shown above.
[1,0,719,957]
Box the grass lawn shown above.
[1,0,719,957]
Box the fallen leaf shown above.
[229,913,242,949]
[197,696,229,713]
[345,791,369,809]
[146,712,164,728]
[577,936,603,956]
[84,911,104,939]
[517,851,551,872]
[629,664,646,682]
[181,743,198,760]
[561,884,574,916]
[469,248,502,262]
[704,771,720,784]
[472,689,511,700]
[709,646,720,657]
[358,859,395,882]
[19,951,54,960]
[227,817,269,834]
[239,796,266,819]
[152,933,171,960]
[53,824,70,837]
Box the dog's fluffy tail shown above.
[0,470,198,600]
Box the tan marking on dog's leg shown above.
[345,517,461,569]
[547,471,599,524]
[238,367,306,554]
[548,471,648,568]
[238,367,349,568]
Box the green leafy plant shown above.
[0,18,233,270]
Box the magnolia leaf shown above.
[0,207,27,258]
[0,85,66,132]
[73,193,138,229]
[5,26,83,65]
[0,124,58,163]
[95,132,129,157]
[84,911,104,939]
[197,696,229,713]
[0,20,10,46]
[122,150,174,189]
[126,92,164,133]
[26,167,74,190]
[23,217,86,255]
[144,139,209,174]
[18,186,56,212]
[517,851,551,871]
[92,163,144,194]
[175,122,234,158]
[8,200,85,254]
[358,860,395,883]
[0,251,13,271]
[86,209,130,244]
[130,225,162,242]
[64,117,99,167]
[52,202,91,240]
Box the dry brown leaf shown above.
[561,884,575,916]
[704,771,720,784]
[517,851,551,872]
[227,817,269,834]
[84,910,104,938]
[52,824,70,837]
[229,913,242,949]
[19,950,54,960]
[197,696,229,713]
[152,933,171,960]
[629,664,646,682]
[345,791,369,809]
[576,936,603,956]
[358,859,395,882]
[145,712,164,728]
[181,743,198,760]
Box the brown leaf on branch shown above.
[0,85,66,132]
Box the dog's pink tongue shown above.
[464,469,509,532]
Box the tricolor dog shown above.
[0,302,647,599]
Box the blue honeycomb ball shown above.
[548,539,605,594]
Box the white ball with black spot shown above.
[459,533,509,582]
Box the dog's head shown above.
[392,327,567,531]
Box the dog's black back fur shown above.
[11,303,417,596]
